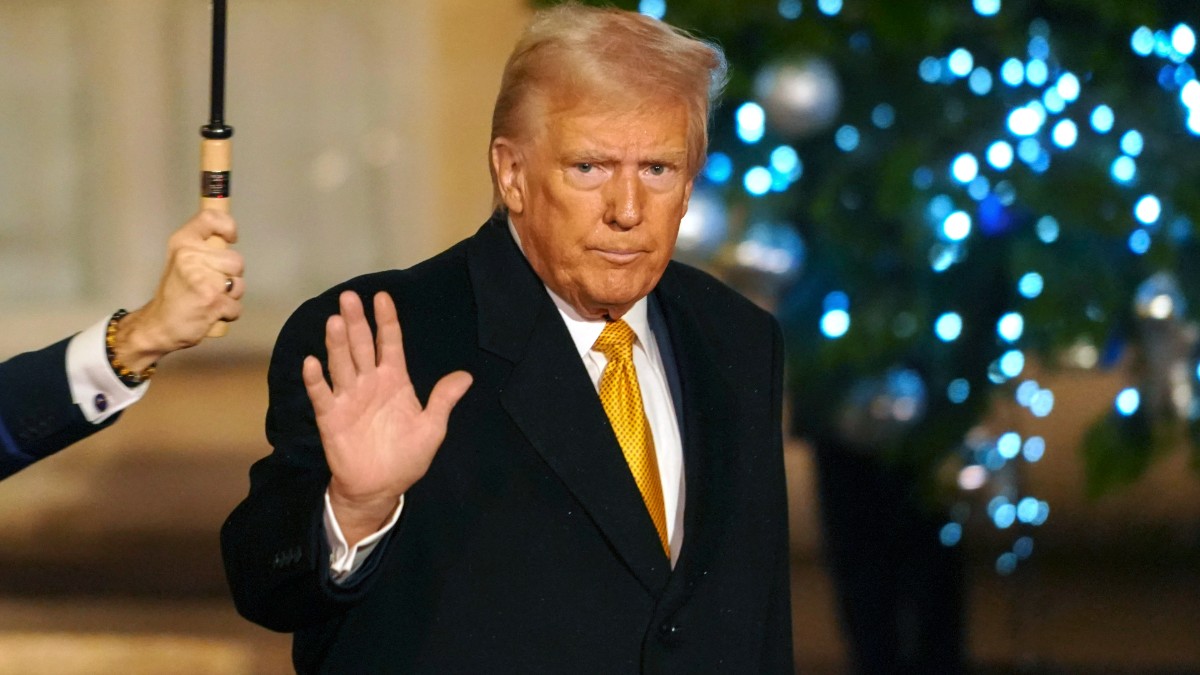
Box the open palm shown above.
[302,291,472,541]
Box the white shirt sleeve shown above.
[65,315,149,424]
[324,490,405,583]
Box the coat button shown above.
[658,621,681,640]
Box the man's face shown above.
[493,102,694,320]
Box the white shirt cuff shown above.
[324,490,404,584]
[66,315,149,424]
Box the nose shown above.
[603,167,644,230]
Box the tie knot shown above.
[592,319,637,359]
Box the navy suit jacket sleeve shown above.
[0,338,118,479]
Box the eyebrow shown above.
[559,149,688,165]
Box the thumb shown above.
[424,370,474,426]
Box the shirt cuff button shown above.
[94,393,108,413]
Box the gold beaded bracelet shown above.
[105,309,156,387]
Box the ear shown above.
[491,137,526,215]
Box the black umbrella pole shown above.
[200,0,233,337]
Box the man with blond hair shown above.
[222,4,793,672]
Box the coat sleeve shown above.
[220,290,390,632]
[761,319,796,673]
[0,338,117,479]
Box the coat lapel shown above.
[652,266,738,604]
[467,216,671,597]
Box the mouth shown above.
[591,248,646,265]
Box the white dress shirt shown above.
[325,227,686,581]
[544,291,686,564]
[65,316,149,423]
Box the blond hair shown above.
[489,2,728,206]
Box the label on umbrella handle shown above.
[202,171,231,198]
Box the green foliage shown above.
[1080,409,1157,499]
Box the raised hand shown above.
[303,291,473,545]
[114,209,245,373]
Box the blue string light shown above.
[987,141,1014,170]
[872,103,896,128]
[969,67,994,95]
[820,310,850,338]
[941,211,972,241]
[1128,229,1151,255]
[637,0,666,20]
[1025,59,1049,86]
[816,0,842,16]
[1029,389,1055,417]
[951,153,979,183]
[998,432,1022,458]
[834,125,860,151]
[743,166,772,196]
[999,350,1026,377]
[948,48,974,77]
[1172,23,1196,56]
[1000,58,1024,86]
[1056,72,1081,101]
[704,152,733,184]
[948,378,970,403]
[940,522,963,546]
[973,0,1000,17]
[919,57,944,83]
[1035,215,1060,243]
[1051,119,1078,148]
[1091,104,1115,133]
[1111,156,1137,183]
[735,102,766,144]
[935,312,964,341]
[1018,272,1044,298]
[1022,436,1046,462]
[1132,27,1156,56]
[997,312,1025,342]
[1121,129,1145,156]
[1134,194,1162,224]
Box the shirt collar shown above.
[508,216,652,358]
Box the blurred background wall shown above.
[0,1,1198,674]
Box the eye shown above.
[577,163,594,173]
[648,164,666,176]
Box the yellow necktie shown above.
[593,319,669,557]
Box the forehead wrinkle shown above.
[547,111,689,164]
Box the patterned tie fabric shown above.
[593,319,669,556]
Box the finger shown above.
[188,209,238,245]
[374,292,407,374]
[222,275,246,302]
[340,291,377,375]
[423,370,474,428]
[194,248,245,278]
[302,355,334,416]
[215,295,243,322]
[169,247,243,295]
[324,314,356,392]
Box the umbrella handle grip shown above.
[201,137,232,338]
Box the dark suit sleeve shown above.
[220,291,384,633]
[762,319,795,672]
[0,338,118,480]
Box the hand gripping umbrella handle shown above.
[201,0,232,338]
